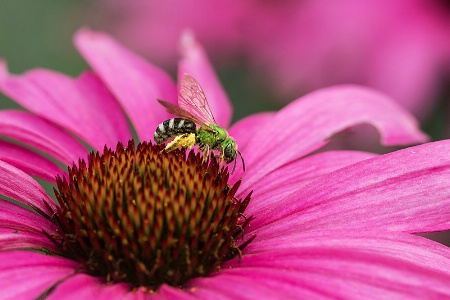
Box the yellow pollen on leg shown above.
[165,133,196,152]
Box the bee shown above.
[154,74,245,172]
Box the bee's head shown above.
[223,138,245,173]
[223,139,237,163]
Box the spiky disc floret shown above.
[52,140,252,289]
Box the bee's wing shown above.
[178,74,217,125]
[157,99,211,129]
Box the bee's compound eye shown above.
[224,143,236,163]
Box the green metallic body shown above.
[197,124,237,163]
[197,125,227,147]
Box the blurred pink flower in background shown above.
[92,0,450,119]
[1,29,450,298]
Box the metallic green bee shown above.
[154,74,244,172]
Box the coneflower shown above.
[0,29,450,299]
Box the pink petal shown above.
[46,274,132,300]
[0,199,60,252]
[0,229,58,253]
[251,140,450,235]
[0,140,64,184]
[228,112,275,152]
[0,160,57,214]
[74,28,177,142]
[216,233,450,298]
[0,63,130,151]
[156,285,200,300]
[240,150,377,213]
[0,251,77,299]
[228,112,275,180]
[178,32,232,128]
[48,275,197,300]
[189,274,309,299]
[0,110,87,166]
[242,85,428,188]
[227,112,276,180]
[245,231,450,275]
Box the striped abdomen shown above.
[154,118,197,144]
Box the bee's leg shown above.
[164,133,196,152]
[217,148,225,165]
[202,145,210,163]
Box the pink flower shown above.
[92,0,450,118]
[1,29,450,298]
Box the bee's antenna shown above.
[237,150,245,172]
[231,155,237,174]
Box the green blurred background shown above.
[0,1,89,75]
